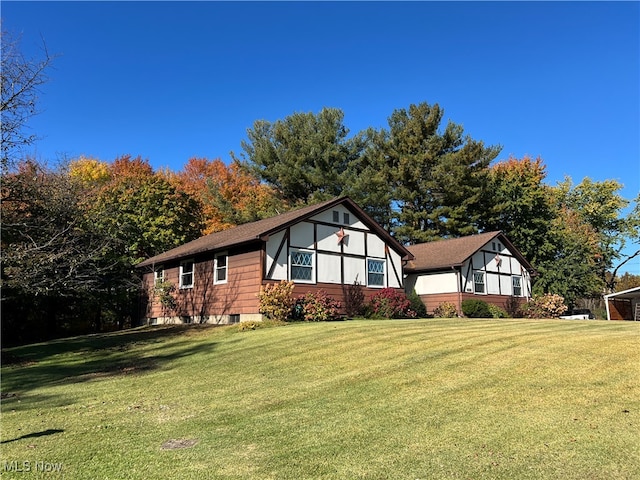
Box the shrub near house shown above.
[521,293,566,319]
[295,291,342,322]
[461,299,492,318]
[370,288,416,319]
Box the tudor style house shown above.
[404,231,535,315]
[137,197,413,324]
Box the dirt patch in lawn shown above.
[161,439,198,450]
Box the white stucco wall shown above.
[264,207,405,289]
[310,204,366,230]
[317,252,342,283]
[412,271,458,295]
[344,256,366,285]
[266,230,288,280]
[290,221,314,249]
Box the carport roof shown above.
[604,286,640,301]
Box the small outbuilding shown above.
[604,286,640,321]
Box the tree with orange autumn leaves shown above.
[163,157,284,234]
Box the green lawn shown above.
[1,319,638,479]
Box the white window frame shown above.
[512,275,522,297]
[289,249,315,283]
[367,258,385,288]
[154,266,165,285]
[179,259,194,289]
[473,271,486,294]
[214,252,228,284]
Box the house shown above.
[604,286,640,321]
[404,232,535,315]
[136,197,413,324]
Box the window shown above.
[367,259,385,287]
[512,276,522,296]
[180,260,194,288]
[154,266,164,285]
[473,271,485,294]
[343,212,350,224]
[215,253,227,284]
[333,210,340,222]
[290,250,314,282]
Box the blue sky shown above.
[4,1,640,272]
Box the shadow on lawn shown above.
[2,325,209,363]
[0,325,219,398]
[1,428,64,444]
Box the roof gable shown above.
[137,197,411,268]
[405,231,534,273]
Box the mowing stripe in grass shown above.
[2,319,638,479]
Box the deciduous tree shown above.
[555,177,634,292]
[92,157,203,265]
[533,206,602,307]
[168,157,284,233]
[1,160,121,342]
[479,156,556,264]
[1,29,55,171]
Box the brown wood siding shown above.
[418,292,527,316]
[143,248,263,319]
[418,293,461,315]
[608,299,632,320]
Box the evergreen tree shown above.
[233,107,365,205]
[384,102,501,243]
